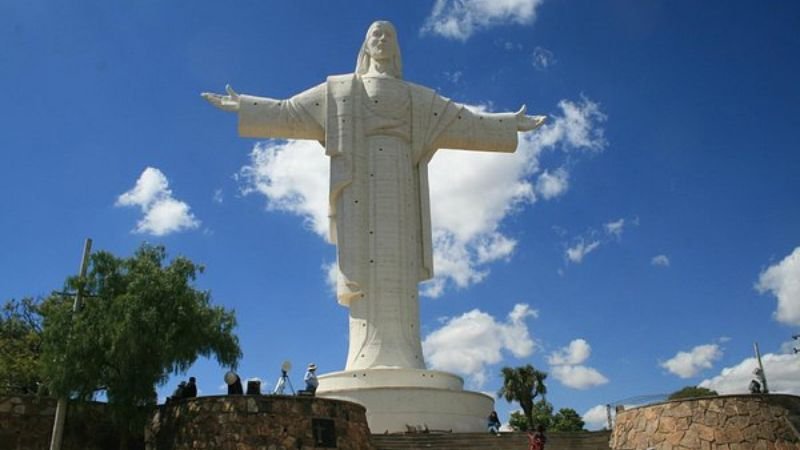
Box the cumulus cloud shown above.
[548,339,608,389]
[651,254,670,267]
[238,98,606,297]
[116,167,200,236]
[699,353,800,395]
[583,404,612,430]
[238,140,329,238]
[660,344,723,379]
[535,168,568,200]
[756,246,800,326]
[422,303,538,387]
[323,260,338,295]
[548,338,591,366]
[422,0,544,41]
[551,365,609,390]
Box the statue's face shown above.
[366,22,397,62]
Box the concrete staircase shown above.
[371,431,611,450]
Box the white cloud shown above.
[583,404,612,431]
[699,353,800,395]
[532,46,556,70]
[565,240,601,264]
[660,344,723,379]
[323,260,338,295]
[238,140,329,238]
[535,168,569,200]
[532,98,607,151]
[548,338,591,366]
[422,303,538,387]
[651,254,670,267]
[551,365,608,390]
[562,214,634,267]
[422,0,544,41]
[604,218,625,239]
[756,246,800,326]
[548,339,608,389]
[238,98,606,297]
[116,167,200,236]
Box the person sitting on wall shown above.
[167,381,187,403]
[303,363,319,396]
[184,377,198,398]
[487,411,501,435]
[749,378,762,394]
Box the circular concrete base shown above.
[317,368,493,434]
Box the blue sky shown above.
[3,0,799,429]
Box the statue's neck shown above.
[366,60,396,78]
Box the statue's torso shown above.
[362,76,411,142]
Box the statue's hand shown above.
[201,84,240,112]
[515,105,546,132]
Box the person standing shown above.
[527,425,547,450]
[304,363,319,395]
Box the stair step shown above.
[370,431,611,450]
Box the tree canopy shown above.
[508,401,586,432]
[551,407,586,432]
[40,244,242,448]
[667,386,719,400]
[498,364,548,429]
[0,297,45,395]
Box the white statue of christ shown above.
[203,21,545,371]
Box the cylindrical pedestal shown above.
[317,368,493,434]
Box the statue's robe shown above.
[238,74,519,370]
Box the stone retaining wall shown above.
[611,394,800,449]
[0,395,138,450]
[148,395,374,450]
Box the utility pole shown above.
[753,342,769,394]
[49,238,92,450]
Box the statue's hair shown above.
[355,21,403,79]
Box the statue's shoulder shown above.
[404,80,448,105]
[326,73,358,84]
[404,80,435,96]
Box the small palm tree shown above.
[498,365,548,430]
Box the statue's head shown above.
[356,21,403,78]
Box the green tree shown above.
[508,410,530,431]
[667,386,718,400]
[498,365,548,430]
[41,244,242,450]
[509,402,586,432]
[0,297,45,395]
[551,407,585,432]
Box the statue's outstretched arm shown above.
[430,102,546,153]
[201,84,241,112]
[203,82,326,140]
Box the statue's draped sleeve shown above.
[237,85,327,141]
